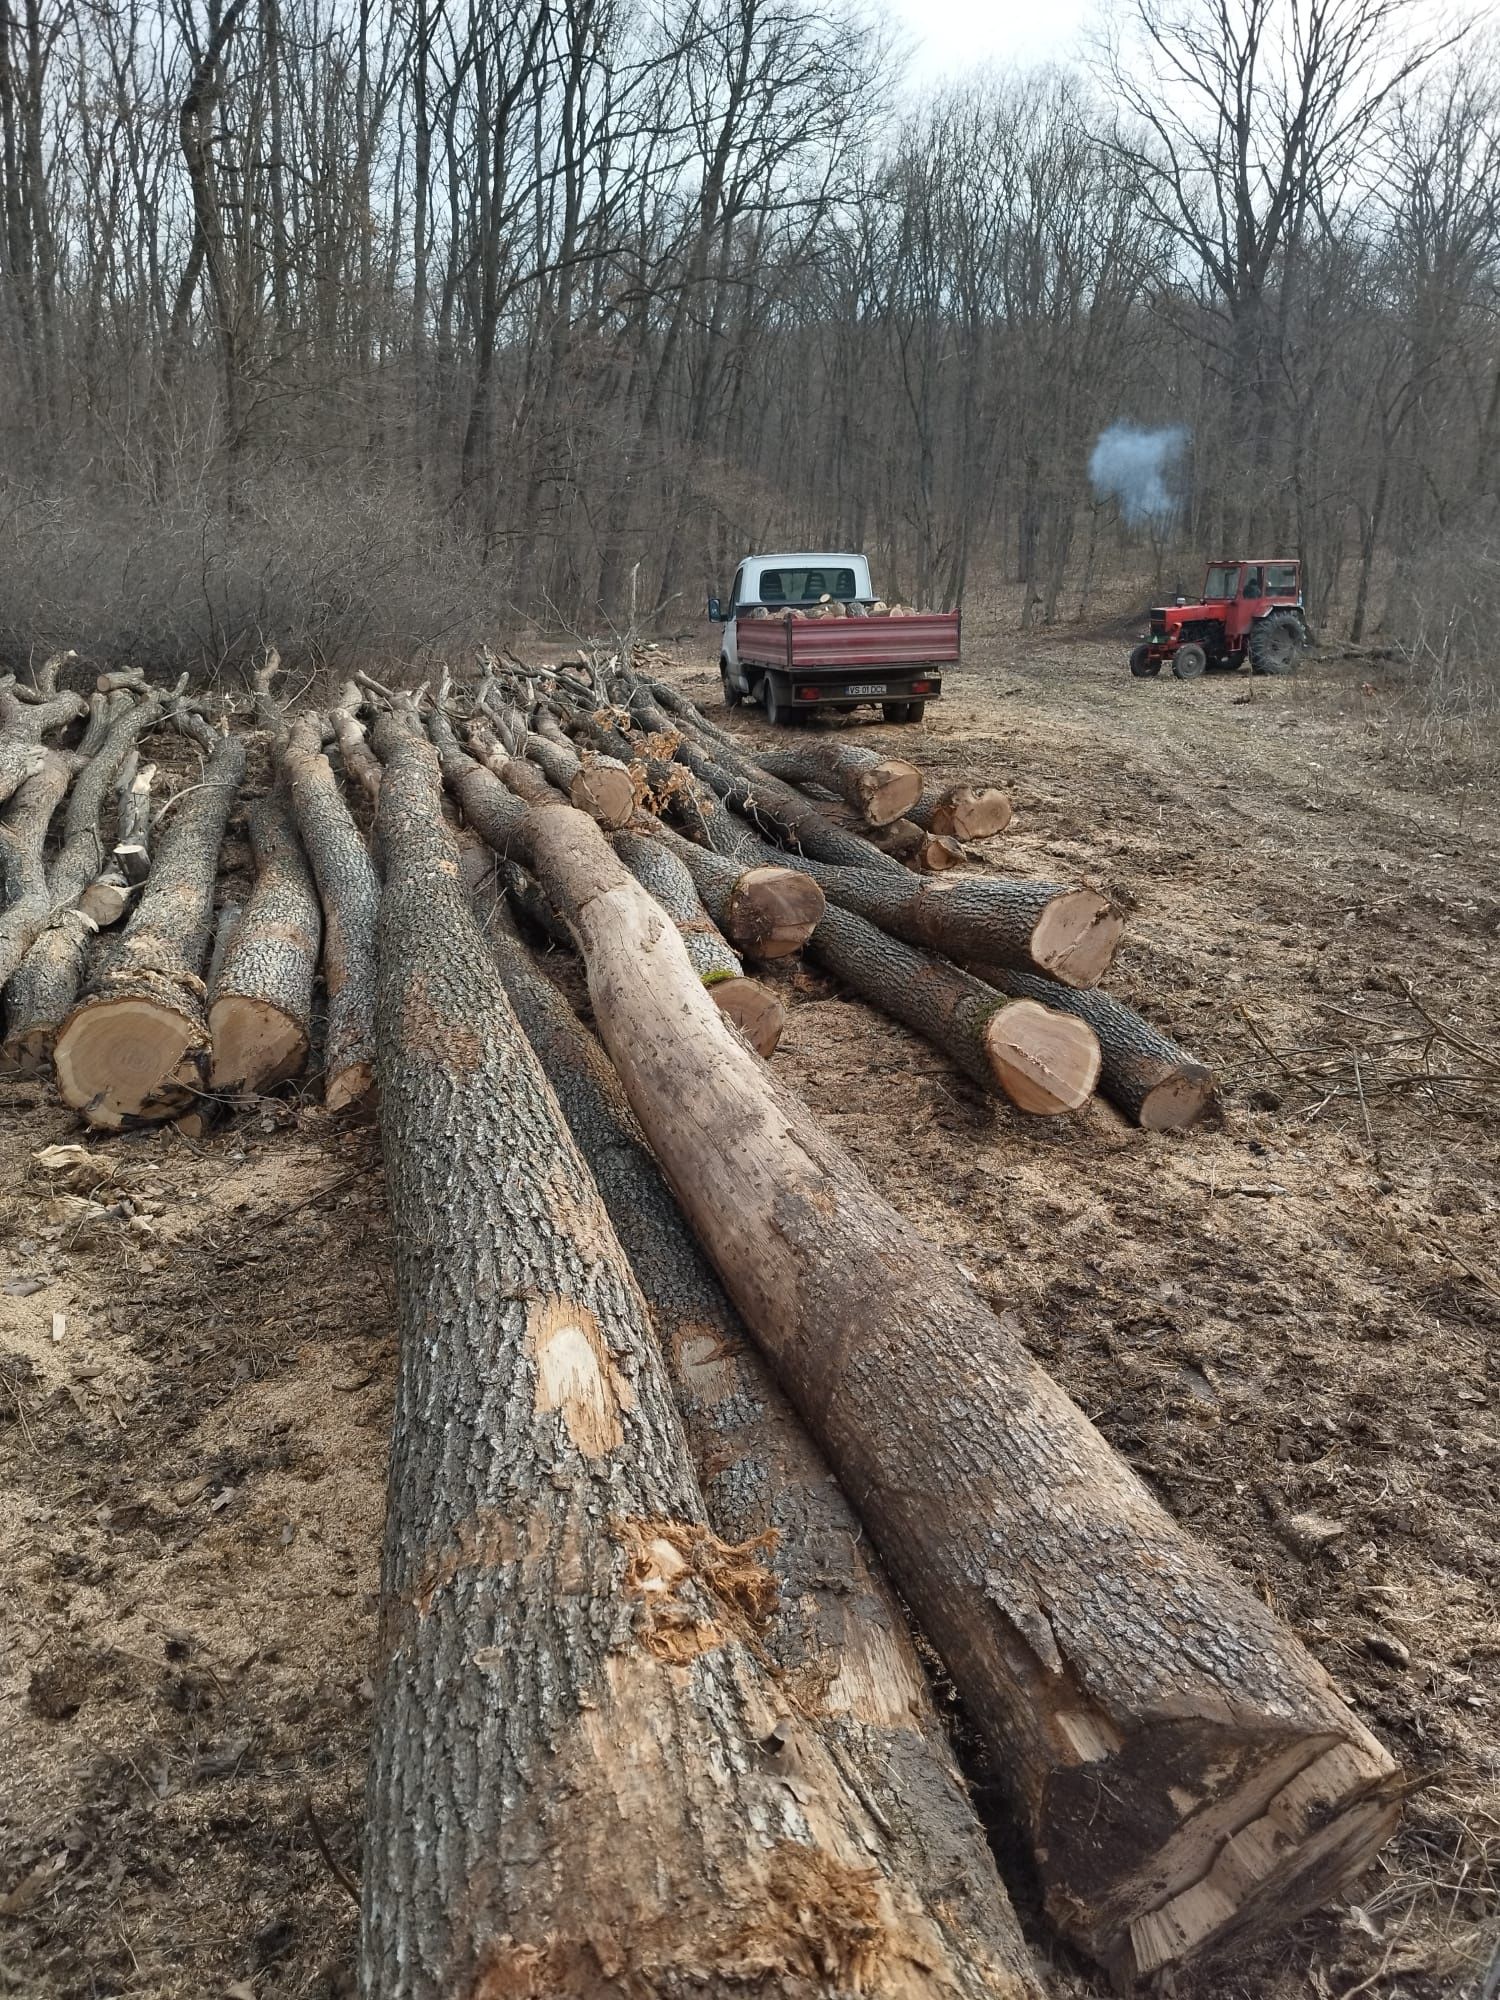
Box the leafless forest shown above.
[0,0,1497,689]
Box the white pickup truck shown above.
[708,551,960,726]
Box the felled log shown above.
[911,783,1013,841]
[732,834,1121,988]
[473,879,1049,2000]
[804,901,1099,1114]
[282,711,378,1114]
[858,817,966,872]
[510,790,1402,1986]
[757,741,924,828]
[980,966,1217,1130]
[612,829,784,1056]
[641,821,825,959]
[328,683,383,804]
[208,784,322,1091]
[0,672,86,807]
[505,703,635,827]
[0,749,77,988]
[53,734,246,1128]
[363,713,1018,2000]
[79,753,156,926]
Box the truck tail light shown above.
[794,686,820,702]
[911,679,933,694]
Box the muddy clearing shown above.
[2,628,1496,2000]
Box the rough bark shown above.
[282,711,378,1114]
[642,822,826,959]
[910,784,1013,842]
[472,883,1050,2000]
[729,834,1122,989]
[79,752,156,925]
[611,830,784,1057]
[0,749,76,989]
[804,901,1099,1114]
[362,714,1023,2000]
[510,792,1402,1986]
[506,704,636,827]
[329,683,383,803]
[53,734,246,1128]
[980,967,1217,1130]
[757,742,924,828]
[208,783,322,1091]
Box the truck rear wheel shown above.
[882,700,912,723]
[905,701,926,723]
[720,661,742,709]
[763,678,790,727]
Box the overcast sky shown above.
[879,0,1486,85]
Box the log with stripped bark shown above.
[208,783,322,1091]
[495,783,1400,1987]
[469,875,1050,2000]
[53,733,246,1127]
[282,711,378,1114]
[979,965,1217,1130]
[361,711,1039,2000]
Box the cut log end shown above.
[1108,1739,1402,1983]
[710,976,786,1058]
[984,1000,1101,1115]
[857,758,924,827]
[725,866,826,958]
[1138,1062,1218,1132]
[77,880,135,929]
[1030,889,1124,988]
[934,786,1013,841]
[911,832,966,872]
[570,764,636,829]
[53,996,207,1129]
[325,1057,377,1117]
[207,995,311,1094]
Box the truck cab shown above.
[708,551,958,725]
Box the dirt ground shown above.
[1,627,1496,1999]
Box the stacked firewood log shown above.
[0,648,1400,1997]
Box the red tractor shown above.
[1130,559,1312,680]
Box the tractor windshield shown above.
[1203,564,1239,599]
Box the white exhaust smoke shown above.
[1089,423,1188,526]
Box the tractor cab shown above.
[1131,559,1309,681]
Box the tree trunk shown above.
[501,787,1401,1987]
[804,901,1099,1115]
[979,967,1216,1130]
[53,734,245,1128]
[503,705,635,828]
[0,747,75,988]
[735,836,1121,989]
[472,881,1051,2000]
[910,784,1012,842]
[639,822,826,959]
[756,743,924,828]
[328,684,383,804]
[612,830,784,1057]
[208,783,321,1091]
[856,818,966,872]
[0,676,85,808]
[362,714,1032,2000]
[282,711,378,1114]
[79,752,156,924]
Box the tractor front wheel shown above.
[1172,643,1208,680]
[1129,644,1161,678]
[1249,613,1304,676]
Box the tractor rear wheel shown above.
[1129,644,1160,678]
[1249,613,1304,676]
[1172,643,1208,680]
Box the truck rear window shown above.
[757,567,856,605]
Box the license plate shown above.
[845,683,886,696]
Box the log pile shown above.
[0,644,1400,1994]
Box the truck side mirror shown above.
[707,594,722,623]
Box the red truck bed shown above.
[734,612,960,672]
